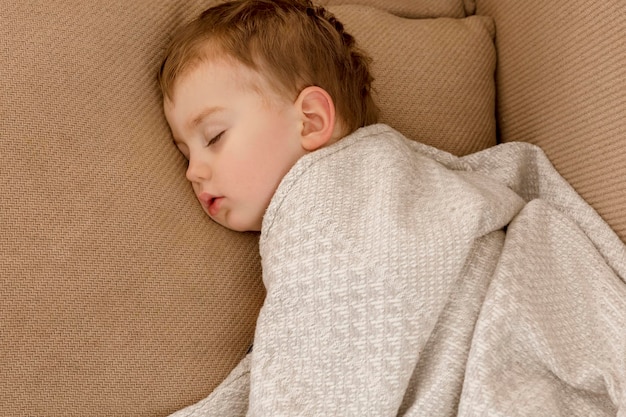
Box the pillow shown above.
[324,0,472,18]
[0,1,496,416]
[330,5,497,156]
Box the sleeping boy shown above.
[159,1,626,416]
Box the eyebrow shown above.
[188,106,225,130]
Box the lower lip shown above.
[208,197,223,216]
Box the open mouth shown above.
[198,192,222,217]
[207,196,223,217]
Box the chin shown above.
[219,216,261,233]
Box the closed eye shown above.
[206,131,225,147]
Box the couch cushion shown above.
[476,0,626,242]
[1,2,264,416]
[0,1,496,416]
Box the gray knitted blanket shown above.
[171,124,626,417]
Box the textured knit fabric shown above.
[169,124,626,416]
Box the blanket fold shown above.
[171,124,626,417]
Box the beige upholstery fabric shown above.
[476,0,626,242]
[322,0,469,18]
[331,6,497,155]
[0,1,497,416]
[1,2,264,416]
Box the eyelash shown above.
[205,131,224,147]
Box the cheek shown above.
[226,112,301,199]
[235,126,295,177]
[228,147,288,207]
[218,144,269,197]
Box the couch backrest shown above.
[476,0,626,242]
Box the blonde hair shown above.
[158,0,379,134]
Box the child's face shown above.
[163,59,308,232]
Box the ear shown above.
[295,86,336,151]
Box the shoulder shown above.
[261,125,405,227]
[283,123,421,187]
[260,124,445,241]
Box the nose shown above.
[186,155,211,183]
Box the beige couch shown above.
[1,0,624,415]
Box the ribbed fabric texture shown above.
[322,0,468,18]
[0,2,264,416]
[476,0,626,242]
[331,6,497,155]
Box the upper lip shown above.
[199,192,219,211]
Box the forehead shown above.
[164,56,296,125]
[172,57,262,100]
[162,57,291,134]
